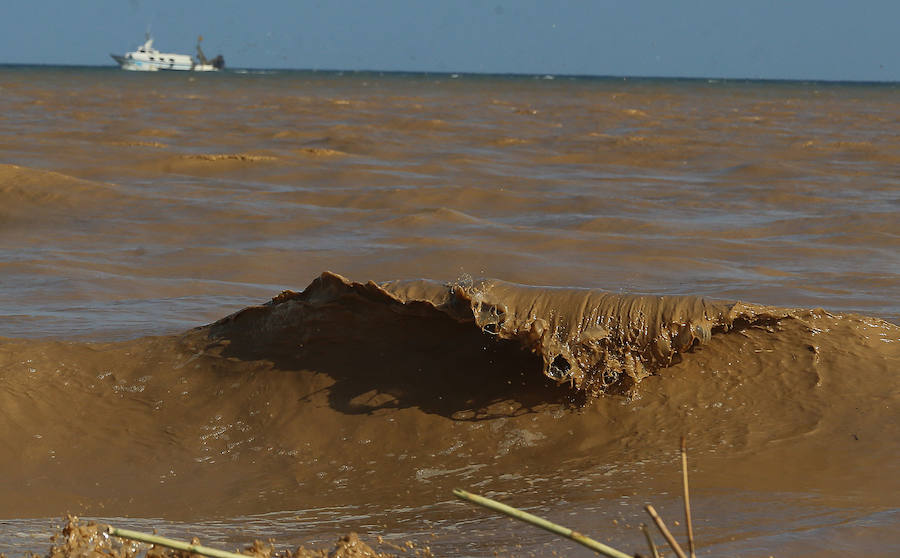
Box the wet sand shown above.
[0,67,898,556]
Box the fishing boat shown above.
[111,34,224,72]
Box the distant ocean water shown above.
[0,65,897,557]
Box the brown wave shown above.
[181,153,279,163]
[212,272,790,393]
[120,152,282,177]
[0,164,123,224]
[1,272,897,519]
[295,147,347,158]
[380,207,485,228]
[106,140,169,149]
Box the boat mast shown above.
[196,35,209,65]
[142,25,154,52]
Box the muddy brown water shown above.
[0,67,898,556]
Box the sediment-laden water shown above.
[0,67,897,557]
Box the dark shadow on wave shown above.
[200,275,579,420]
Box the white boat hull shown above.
[111,35,224,72]
[111,54,219,72]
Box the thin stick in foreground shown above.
[640,523,661,558]
[681,436,696,558]
[645,504,688,558]
[453,488,633,558]
[108,526,248,558]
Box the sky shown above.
[2,1,898,81]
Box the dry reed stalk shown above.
[645,504,688,558]
[107,526,247,558]
[453,488,632,558]
[640,523,661,558]
[681,436,696,558]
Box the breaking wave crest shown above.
[207,271,791,394]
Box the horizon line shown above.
[1,62,897,86]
